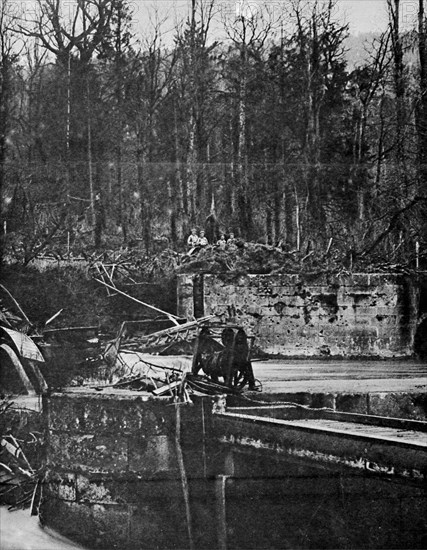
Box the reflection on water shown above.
[0,506,87,550]
[4,457,427,550]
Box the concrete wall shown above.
[41,392,183,549]
[41,391,222,549]
[177,273,419,357]
[40,391,426,549]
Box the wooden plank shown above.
[153,380,182,396]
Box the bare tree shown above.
[290,0,348,245]
[19,0,114,65]
[18,0,118,247]
[417,1,427,193]
[174,0,218,228]
[0,0,21,261]
[223,1,275,238]
[131,13,177,250]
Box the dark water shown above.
[183,452,427,550]
[4,458,427,550]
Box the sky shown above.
[125,0,422,43]
[13,0,420,43]
[338,0,417,33]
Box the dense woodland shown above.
[1,0,427,269]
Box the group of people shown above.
[187,228,238,254]
[187,228,209,250]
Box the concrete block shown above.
[277,274,300,285]
[375,306,398,316]
[244,304,263,317]
[128,491,188,548]
[341,274,371,287]
[305,393,336,409]
[76,474,130,505]
[369,273,403,286]
[369,393,427,420]
[40,498,99,546]
[49,396,169,436]
[47,398,79,432]
[91,502,131,545]
[48,432,128,473]
[44,470,77,501]
[335,394,368,414]
[128,434,176,474]
[245,274,260,287]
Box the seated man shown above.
[198,230,209,247]
[187,228,199,249]
[227,232,238,251]
[216,234,227,250]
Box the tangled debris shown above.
[85,241,420,288]
[0,398,44,513]
[93,317,261,399]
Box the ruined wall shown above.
[41,392,223,549]
[177,273,419,357]
[41,392,185,549]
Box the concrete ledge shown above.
[214,415,427,475]
[228,391,427,421]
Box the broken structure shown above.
[177,273,419,357]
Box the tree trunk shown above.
[236,44,251,239]
[0,11,13,262]
[388,0,408,193]
[418,0,427,193]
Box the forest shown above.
[1,0,427,270]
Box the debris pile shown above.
[176,242,349,275]
[0,399,43,513]
[87,248,181,284]
[177,242,419,276]
[94,319,261,398]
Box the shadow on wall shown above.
[414,318,427,359]
[414,279,427,359]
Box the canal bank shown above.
[249,359,427,419]
[37,359,427,550]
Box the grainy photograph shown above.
[1,0,427,549]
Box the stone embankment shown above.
[39,388,427,550]
[40,391,210,549]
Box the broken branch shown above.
[94,278,181,325]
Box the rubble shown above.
[92,313,260,398]
[0,397,44,513]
